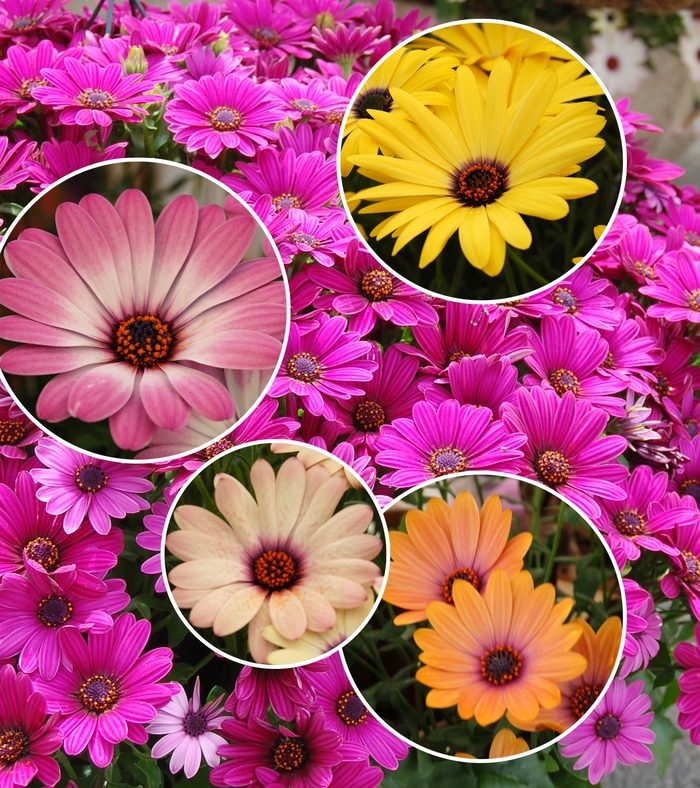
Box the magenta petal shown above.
[67,363,137,422]
[98,711,129,744]
[161,363,234,421]
[139,367,190,430]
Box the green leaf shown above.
[650,713,684,779]
[544,753,559,773]
[0,202,23,216]
[417,750,435,779]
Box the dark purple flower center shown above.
[570,683,602,719]
[652,372,671,397]
[12,16,35,30]
[680,478,700,505]
[535,450,570,485]
[203,438,234,461]
[286,352,321,383]
[688,290,700,312]
[19,77,45,100]
[271,737,306,771]
[632,260,654,278]
[428,447,468,476]
[254,26,280,46]
[291,98,317,112]
[162,44,179,55]
[553,287,577,312]
[253,549,298,591]
[613,509,646,537]
[549,368,580,396]
[442,566,480,604]
[686,231,700,246]
[290,231,320,248]
[454,162,507,207]
[361,270,393,301]
[273,193,302,212]
[183,710,208,736]
[75,463,108,494]
[353,88,393,120]
[38,594,73,627]
[0,728,28,765]
[24,536,60,571]
[79,674,119,713]
[595,713,622,740]
[686,418,698,437]
[481,643,522,685]
[682,550,700,582]
[336,690,368,725]
[354,400,385,432]
[209,105,242,132]
[79,89,114,109]
[115,314,173,368]
[0,419,25,445]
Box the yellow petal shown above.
[457,205,491,269]
[480,58,511,161]
[348,154,451,186]
[486,202,532,249]
[454,65,483,160]
[419,206,468,268]
[392,201,462,254]
[498,186,570,220]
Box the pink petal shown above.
[108,374,157,451]
[115,190,154,307]
[0,345,114,375]
[161,363,234,421]
[0,315,97,347]
[139,366,190,430]
[67,363,137,422]
[36,366,98,421]
[172,330,282,369]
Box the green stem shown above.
[194,475,217,512]
[473,476,484,506]
[543,501,566,584]
[503,257,517,295]
[190,650,215,677]
[56,750,79,783]
[507,247,549,286]
[531,487,543,544]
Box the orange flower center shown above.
[354,400,385,432]
[454,162,507,207]
[481,644,522,685]
[38,595,73,627]
[360,270,393,301]
[209,106,242,132]
[272,738,305,771]
[24,536,59,571]
[595,713,622,740]
[0,728,28,765]
[336,690,368,725]
[115,314,173,368]
[354,89,393,120]
[286,352,321,383]
[535,450,570,485]
[79,89,114,109]
[291,98,317,112]
[686,231,700,247]
[273,193,301,212]
[680,478,700,504]
[688,290,700,312]
[253,550,298,591]
[549,369,580,396]
[74,463,108,494]
[448,351,470,363]
[570,683,603,719]
[613,509,646,537]
[682,550,700,583]
[79,674,119,713]
[254,26,280,45]
[203,438,234,461]
[290,231,320,248]
[633,260,654,278]
[602,351,615,369]
[686,418,698,437]
[428,447,467,477]
[441,567,480,604]
[0,419,25,445]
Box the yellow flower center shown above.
[549,369,580,396]
[336,690,368,726]
[361,270,393,301]
[253,550,298,591]
[273,193,302,212]
[688,290,700,312]
[428,447,468,476]
[79,89,114,110]
[209,106,242,132]
[682,550,700,582]
[0,729,28,765]
[552,287,577,313]
[454,162,507,207]
[19,77,45,100]
[203,438,235,461]
[115,314,173,368]
[441,567,480,604]
[613,509,646,537]
[354,400,385,432]
[481,643,522,685]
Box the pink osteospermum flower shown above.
[598,315,663,395]
[227,666,315,723]
[276,208,352,267]
[641,249,700,322]
[30,438,153,535]
[0,664,63,788]
[165,72,285,159]
[675,623,700,744]
[0,0,69,46]
[312,23,388,68]
[147,677,227,779]
[0,398,42,458]
[621,578,661,678]
[136,501,170,592]
[226,0,314,61]
[559,678,654,785]
[267,77,347,122]
[610,220,667,282]
[543,265,622,331]
[660,503,700,620]
[120,17,201,59]
[0,136,34,190]
[34,613,175,768]
[0,190,285,451]
[0,40,60,116]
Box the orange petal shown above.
[474,687,507,726]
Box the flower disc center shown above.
[454,162,507,207]
[203,438,235,461]
[336,690,368,725]
[210,105,242,132]
[291,98,317,112]
[682,550,700,582]
[680,478,700,504]
[38,595,73,627]
[535,450,570,485]
[686,231,700,246]
[183,710,208,737]
[273,193,302,212]
[253,549,298,591]
[481,643,522,685]
[0,419,25,445]
[442,566,480,604]
[570,683,603,719]
[686,418,698,437]
[19,77,45,100]
[272,738,305,771]
[290,232,320,248]
[75,463,108,494]
[24,536,60,571]
[360,269,393,301]
[0,728,28,765]
[79,674,118,713]
[549,369,580,396]
[613,509,646,537]
[428,447,468,477]
[354,89,393,120]
[552,287,577,312]
[12,16,35,30]
[286,352,321,383]
[354,400,386,432]
[596,713,622,740]
[254,26,280,46]
[80,89,114,109]
[115,314,173,368]
[688,290,700,312]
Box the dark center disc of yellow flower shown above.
[114,314,173,368]
[253,549,298,591]
[535,450,570,485]
[682,550,700,582]
[0,419,25,445]
[19,77,45,101]
[271,738,306,771]
[481,643,522,685]
[686,231,700,246]
[688,290,700,312]
[24,536,60,571]
[209,105,242,132]
[354,400,385,432]
[290,231,320,248]
[552,287,577,313]
[291,98,317,112]
[361,269,393,301]
[680,478,700,505]
[549,368,580,396]
[79,89,114,109]
[613,509,646,537]
[0,728,28,765]
[454,162,507,207]
[428,447,468,477]
[273,193,302,212]
[37,594,73,627]
[254,26,280,46]
[79,675,119,713]
[354,89,393,120]
[686,418,698,437]
[183,710,208,736]
[12,16,36,29]
[596,713,622,740]
[336,690,368,725]
[286,352,321,383]
[75,463,108,494]
[441,566,480,604]
[570,683,603,719]
[203,438,234,461]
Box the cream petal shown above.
[249,459,278,543]
[168,558,244,589]
[303,575,368,608]
[307,534,383,562]
[275,458,306,541]
[290,586,336,632]
[213,473,263,552]
[291,475,350,542]
[269,589,307,641]
[308,504,375,549]
[188,584,241,628]
[213,585,268,637]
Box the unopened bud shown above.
[315,12,335,30]
[124,45,148,75]
[212,32,230,55]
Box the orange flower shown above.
[384,492,532,625]
[507,616,622,733]
[415,569,587,726]
[457,728,529,759]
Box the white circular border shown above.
[336,17,628,305]
[339,469,628,764]
[0,157,292,464]
[159,438,391,670]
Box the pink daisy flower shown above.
[621,578,661,677]
[0,136,34,190]
[0,398,42,458]
[268,78,346,122]
[0,40,59,117]
[642,249,700,322]
[675,623,700,744]
[312,23,387,68]
[34,613,175,768]
[0,0,69,46]
[0,190,285,452]
[227,666,314,723]
[30,438,153,535]
[276,208,351,268]
[598,315,663,395]
[660,502,700,620]
[136,500,169,593]
[226,0,314,61]
[543,265,622,331]
[120,17,202,59]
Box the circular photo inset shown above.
[163,440,388,667]
[343,472,624,761]
[339,19,625,302]
[0,159,289,461]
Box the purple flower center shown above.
[442,566,480,604]
[75,463,108,494]
[353,88,393,120]
[162,44,179,55]
[19,77,45,101]
[595,713,622,740]
[535,450,570,485]
[271,737,305,771]
[290,231,320,248]
[682,550,700,582]
[549,368,580,396]
[602,350,615,369]
[291,98,317,112]
[209,105,242,132]
[38,594,73,627]
[273,193,302,212]
[612,509,646,537]
[0,419,25,445]
[652,371,671,397]
[79,89,114,109]
[115,314,173,368]
[632,260,654,278]
[680,478,700,505]
[570,683,602,719]
[553,287,577,313]
[686,231,700,246]
[183,710,208,737]
[12,16,35,30]
[254,26,280,46]
[361,270,393,301]
[454,162,507,207]
[253,549,298,591]
[688,290,700,312]
[24,536,60,571]
[286,352,321,383]
[481,643,522,685]
[686,418,698,437]
[429,447,468,476]
[203,438,234,461]
[79,674,119,713]
[0,728,28,765]
[336,690,368,725]
[354,400,386,432]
